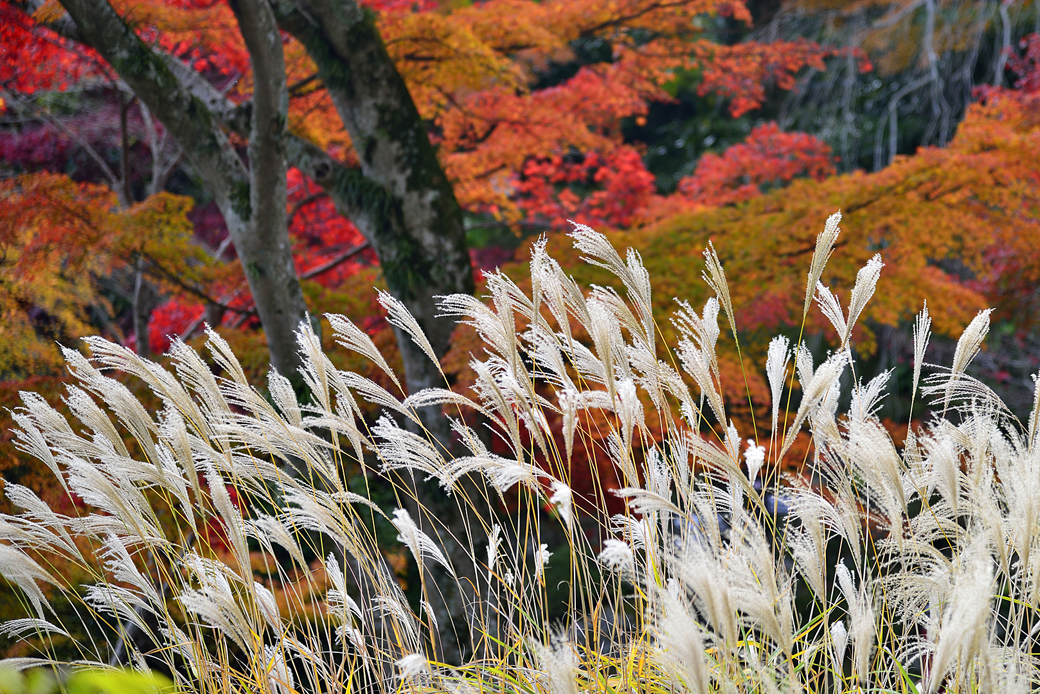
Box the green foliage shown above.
[0,668,172,694]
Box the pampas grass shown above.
[2,214,1040,694]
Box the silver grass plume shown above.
[844,254,883,348]
[326,313,402,390]
[814,282,847,342]
[912,302,932,398]
[766,335,791,436]
[803,211,841,318]
[528,634,578,694]
[1028,372,1040,453]
[378,290,441,368]
[701,240,737,339]
[927,539,994,694]
[390,508,455,578]
[656,593,710,694]
[834,560,875,684]
[597,539,635,574]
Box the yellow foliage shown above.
[0,174,207,375]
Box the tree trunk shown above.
[57,0,310,382]
[270,0,478,663]
[269,0,474,386]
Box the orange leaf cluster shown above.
[0,174,212,372]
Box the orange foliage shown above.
[0,174,214,372]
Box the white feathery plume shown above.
[702,241,736,338]
[830,620,849,677]
[390,508,455,577]
[294,319,332,412]
[9,414,65,492]
[673,297,721,362]
[421,600,438,630]
[402,388,487,418]
[325,313,402,390]
[804,211,842,318]
[202,326,250,387]
[927,437,962,518]
[177,554,254,653]
[0,545,59,619]
[168,337,234,428]
[778,350,849,461]
[0,619,68,641]
[656,593,710,694]
[253,581,281,633]
[614,378,644,440]
[951,309,993,377]
[378,290,441,368]
[440,454,543,493]
[944,308,993,411]
[528,633,578,694]
[63,385,129,459]
[263,646,294,694]
[83,583,156,640]
[324,554,364,624]
[372,594,419,643]
[1028,372,1040,453]
[268,370,301,427]
[339,372,412,421]
[676,338,725,426]
[396,653,430,680]
[535,544,552,582]
[795,342,814,389]
[205,466,250,578]
[612,515,653,552]
[245,515,307,569]
[439,292,517,366]
[568,223,654,348]
[912,302,932,397]
[486,524,502,580]
[928,541,994,694]
[788,527,826,597]
[549,480,573,526]
[834,560,874,684]
[597,539,634,574]
[675,545,739,648]
[372,415,446,478]
[849,369,892,423]
[559,388,578,464]
[766,335,791,435]
[815,282,847,342]
[3,484,78,558]
[613,487,681,516]
[586,298,618,399]
[744,439,766,484]
[844,254,883,346]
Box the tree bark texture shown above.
[57,0,310,382]
[269,0,475,398]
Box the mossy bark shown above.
[57,0,309,383]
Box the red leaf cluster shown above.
[515,145,658,230]
[677,122,835,206]
[0,2,104,97]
